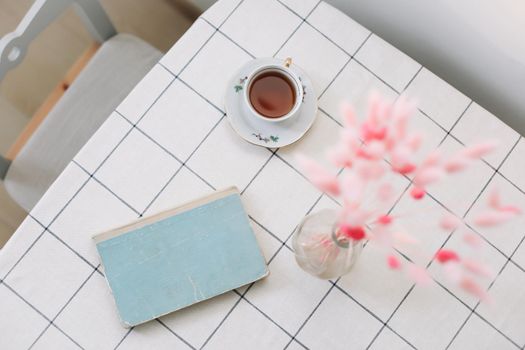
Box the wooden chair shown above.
[0,0,163,212]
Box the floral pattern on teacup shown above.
[298,76,306,103]
[252,133,279,143]
[234,76,248,93]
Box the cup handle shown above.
[284,57,292,68]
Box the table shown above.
[1,0,525,349]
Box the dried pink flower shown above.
[340,225,367,241]
[297,93,521,300]
[436,249,460,263]
[459,277,489,302]
[387,255,401,269]
[439,214,462,231]
[410,186,425,200]
[297,155,340,196]
[377,215,393,225]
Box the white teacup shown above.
[243,58,304,123]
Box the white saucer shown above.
[225,58,318,148]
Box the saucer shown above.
[225,58,318,148]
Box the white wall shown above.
[325,0,525,135]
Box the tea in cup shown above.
[244,58,303,123]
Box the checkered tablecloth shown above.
[1,1,525,349]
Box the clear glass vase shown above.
[292,209,363,279]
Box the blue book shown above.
[93,187,269,327]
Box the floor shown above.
[0,0,200,246]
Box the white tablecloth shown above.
[1,0,524,349]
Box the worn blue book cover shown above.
[93,187,269,327]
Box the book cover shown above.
[93,187,269,327]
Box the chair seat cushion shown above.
[4,34,162,212]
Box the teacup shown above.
[243,58,303,123]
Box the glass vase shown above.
[292,209,363,279]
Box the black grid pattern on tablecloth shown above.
[2,0,524,349]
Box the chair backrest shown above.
[0,0,117,179]
[0,0,116,82]
[0,157,9,180]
